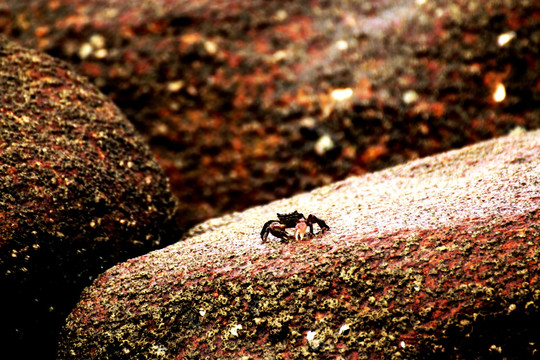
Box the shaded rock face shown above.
[1,0,538,229]
[0,38,179,359]
[59,129,540,359]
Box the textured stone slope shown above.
[0,38,179,359]
[59,129,540,359]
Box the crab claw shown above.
[295,219,308,241]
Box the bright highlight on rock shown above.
[493,83,506,103]
[331,88,353,101]
[497,31,516,47]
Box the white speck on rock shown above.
[493,83,506,103]
[315,134,334,155]
[336,40,348,51]
[150,344,167,356]
[204,40,218,55]
[78,43,93,59]
[272,50,288,62]
[230,324,242,336]
[331,88,353,101]
[89,34,106,49]
[167,80,185,93]
[274,9,288,21]
[94,48,108,59]
[497,31,516,47]
[402,90,419,104]
[339,324,350,334]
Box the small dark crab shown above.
[261,210,329,243]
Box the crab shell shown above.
[294,219,308,241]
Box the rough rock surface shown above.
[1,0,538,229]
[0,38,179,359]
[59,129,540,359]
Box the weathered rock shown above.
[59,128,540,359]
[1,0,538,229]
[0,38,179,359]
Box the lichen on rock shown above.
[59,129,540,359]
[0,37,180,359]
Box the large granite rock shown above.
[0,38,179,359]
[59,129,540,359]
[1,0,538,229]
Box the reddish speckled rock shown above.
[59,129,540,359]
[0,38,179,359]
[1,0,538,229]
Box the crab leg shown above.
[261,220,278,242]
[307,214,330,234]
